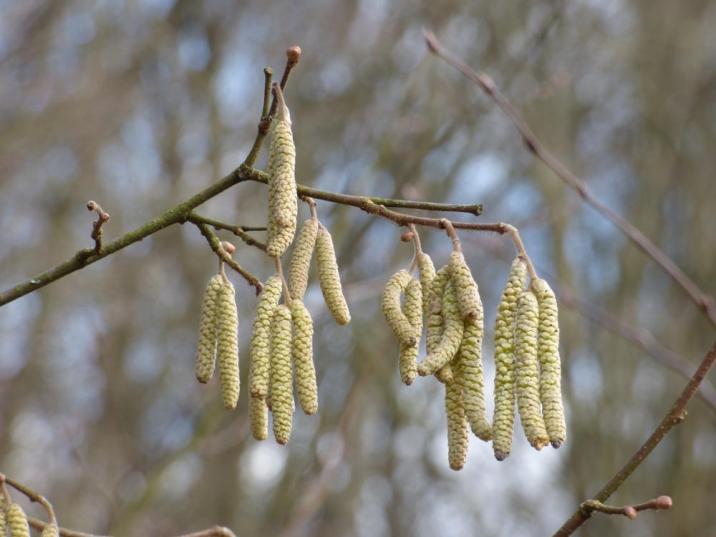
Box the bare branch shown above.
[188,213,267,252]
[1,473,56,524]
[175,526,237,537]
[579,495,672,521]
[86,200,110,254]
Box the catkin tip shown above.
[494,450,509,462]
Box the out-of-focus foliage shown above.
[1,1,715,536]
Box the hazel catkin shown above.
[249,275,283,399]
[41,523,60,537]
[417,251,436,319]
[418,279,463,376]
[455,312,491,441]
[266,88,298,258]
[425,266,454,384]
[250,393,269,441]
[6,503,30,537]
[217,278,240,410]
[270,304,294,444]
[291,299,318,415]
[316,225,351,325]
[382,270,417,346]
[288,218,318,300]
[195,274,224,383]
[0,504,6,537]
[532,278,566,448]
[492,257,527,461]
[515,290,549,450]
[399,276,422,385]
[445,381,468,471]
[448,250,481,321]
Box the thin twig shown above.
[188,213,267,252]
[1,474,56,524]
[580,495,672,521]
[424,30,716,327]
[27,516,109,537]
[86,200,110,254]
[175,526,237,537]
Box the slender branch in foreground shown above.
[194,222,263,294]
[86,200,110,254]
[424,30,716,328]
[581,495,672,521]
[175,526,237,537]
[2,473,56,524]
[188,213,267,252]
[28,516,108,537]
[552,340,716,537]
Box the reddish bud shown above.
[286,46,302,64]
[623,507,637,520]
[655,496,673,510]
[400,231,414,242]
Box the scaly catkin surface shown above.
[399,276,422,385]
[7,503,30,537]
[316,225,351,325]
[288,218,318,300]
[250,392,269,440]
[381,270,417,346]
[195,274,224,383]
[448,250,481,321]
[445,381,468,470]
[41,523,60,537]
[291,299,318,414]
[217,278,240,410]
[270,304,294,444]
[455,311,491,441]
[418,279,463,376]
[249,275,282,399]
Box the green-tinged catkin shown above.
[448,250,481,321]
[515,290,549,450]
[533,278,567,448]
[315,225,351,325]
[266,94,298,258]
[249,275,283,399]
[288,218,318,300]
[445,381,468,471]
[41,523,60,537]
[399,277,422,385]
[435,364,454,384]
[195,274,224,383]
[425,266,454,384]
[417,252,436,320]
[492,257,528,461]
[250,393,269,441]
[382,270,417,346]
[455,313,491,442]
[270,304,294,444]
[418,280,463,376]
[6,503,30,537]
[291,299,318,415]
[0,503,6,536]
[217,278,239,410]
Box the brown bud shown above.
[286,46,302,64]
[623,506,637,520]
[221,241,236,255]
[400,231,414,242]
[655,496,673,510]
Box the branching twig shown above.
[580,495,672,521]
[27,516,109,537]
[188,213,267,252]
[86,200,110,254]
[1,473,56,524]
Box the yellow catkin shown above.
[399,276,422,385]
[195,274,224,383]
[448,250,481,321]
[266,94,298,257]
[416,251,436,320]
[445,381,468,471]
[434,364,455,384]
[315,225,351,325]
[425,266,454,384]
[270,304,294,444]
[381,270,417,346]
[515,290,549,450]
[291,299,318,415]
[492,257,528,461]
[0,503,6,536]
[533,278,567,448]
[250,393,269,441]
[455,312,491,442]
[41,523,60,537]
[217,278,239,410]
[249,275,283,399]
[418,280,463,376]
[6,503,30,537]
[288,218,318,300]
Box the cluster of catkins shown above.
[0,496,58,537]
[382,241,566,470]
[194,84,350,445]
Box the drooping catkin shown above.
[515,290,549,450]
[455,312,491,441]
[41,523,60,537]
[416,251,436,319]
[288,218,318,300]
[533,278,566,448]
[382,270,417,346]
[0,503,6,536]
[445,381,468,471]
[434,364,455,384]
[418,280,463,376]
[266,90,298,257]
[316,225,351,325]
[6,503,30,537]
[195,274,224,383]
[250,393,269,441]
[270,304,294,444]
[217,278,240,410]
[291,299,318,415]
[425,266,454,384]
[448,250,481,321]
[399,276,422,385]
[492,257,528,461]
[249,275,283,399]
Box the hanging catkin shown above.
[416,251,436,319]
[425,266,454,384]
[266,87,298,258]
[382,270,418,346]
[6,503,30,537]
[250,393,269,441]
[445,382,468,471]
[195,274,224,383]
[315,225,351,325]
[532,278,566,448]
[41,524,60,537]
[492,257,527,461]
[249,275,283,399]
[217,278,239,410]
[418,279,463,376]
[270,304,294,444]
[515,290,549,450]
[0,503,6,537]
[448,250,481,321]
[288,218,318,300]
[399,276,422,385]
[291,299,318,415]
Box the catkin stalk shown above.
[217,278,240,410]
[492,257,527,461]
[195,274,224,383]
[316,225,351,325]
[291,299,318,415]
[455,313,491,441]
[249,275,283,399]
[445,381,468,471]
[448,250,481,321]
[270,304,294,444]
[250,393,269,441]
[533,278,567,448]
[41,523,60,537]
[382,270,417,346]
[418,280,463,376]
[288,218,318,300]
[6,503,30,537]
[515,290,549,450]
[399,277,422,385]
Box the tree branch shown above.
[580,495,672,521]
[188,213,267,252]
